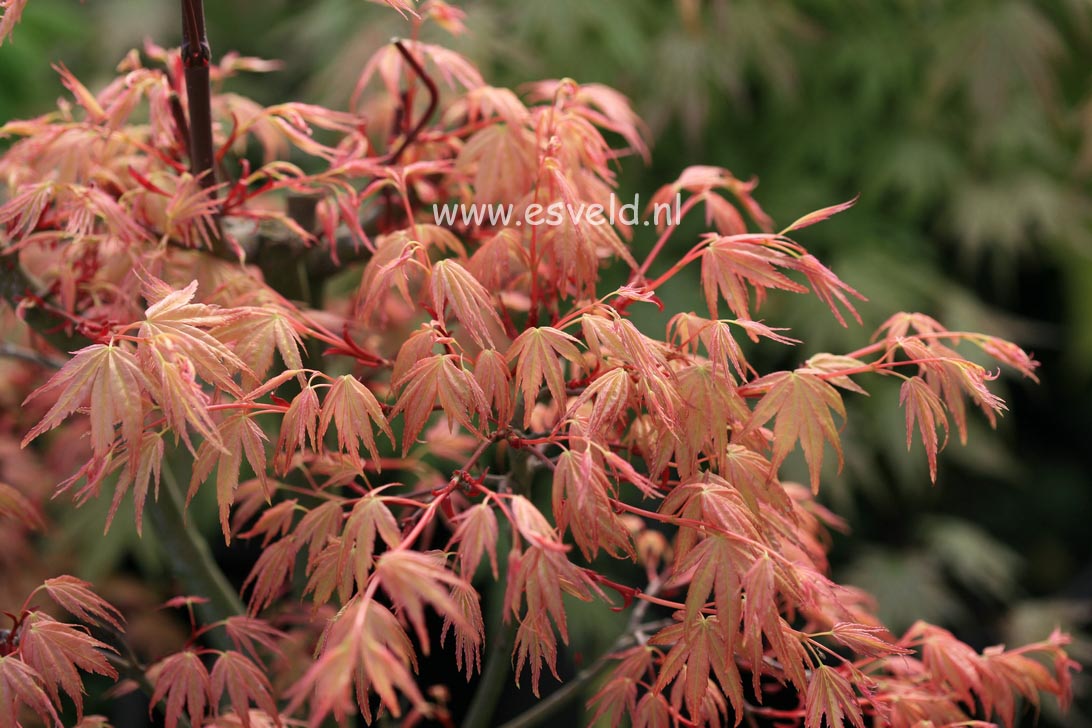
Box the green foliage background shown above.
[2,0,1091,724]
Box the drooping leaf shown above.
[746,371,846,492]
[17,614,118,720]
[0,655,60,728]
[374,550,473,651]
[339,495,402,593]
[391,354,489,452]
[190,413,270,541]
[430,258,505,348]
[149,650,211,728]
[449,503,499,579]
[22,343,148,459]
[319,374,393,464]
[209,651,280,728]
[507,327,584,427]
[805,665,865,728]
[900,376,950,482]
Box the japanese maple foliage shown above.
[0,1,1079,727]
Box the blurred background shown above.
[2,0,1091,725]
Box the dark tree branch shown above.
[180,0,215,191]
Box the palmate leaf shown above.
[391,353,489,452]
[804,665,865,728]
[0,655,60,728]
[449,502,499,579]
[552,449,633,560]
[507,326,585,427]
[221,617,286,663]
[190,413,270,542]
[339,495,401,593]
[149,650,211,728]
[374,550,474,652]
[139,279,249,395]
[22,343,149,459]
[209,651,281,728]
[651,618,743,723]
[211,308,305,384]
[39,576,126,631]
[287,597,424,725]
[17,614,117,720]
[430,258,506,349]
[700,234,806,320]
[900,375,950,482]
[318,374,393,464]
[108,431,164,535]
[745,371,846,492]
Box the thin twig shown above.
[385,40,439,165]
[0,343,65,369]
[149,463,244,650]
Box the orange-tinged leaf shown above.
[22,343,148,459]
[513,611,558,697]
[190,413,269,541]
[212,309,305,384]
[439,582,485,678]
[552,449,633,560]
[633,691,671,728]
[474,348,513,427]
[900,376,950,482]
[507,327,584,427]
[293,499,345,569]
[17,614,117,720]
[243,538,298,615]
[456,122,537,206]
[374,550,472,651]
[791,254,865,327]
[210,651,280,728]
[286,597,423,725]
[0,655,60,728]
[449,503,499,579]
[701,235,806,319]
[109,432,164,535]
[139,279,250,395]
[339,495,401,591]
[430,258,505,348]
[830,622,911,658]
[222,617,286,662]
[319,374,393,463]
[274,385,320,474]
[800,353,868,395]
[780,195,858,234]
[746,371,846,492]
[391,354,489,452]
[40,576,126,631]
[149,650,211,728]
[566,367,633,433]
[805,665,864,728]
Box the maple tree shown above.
[0,1,1080,727]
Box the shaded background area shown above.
[2,0,1090,725]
